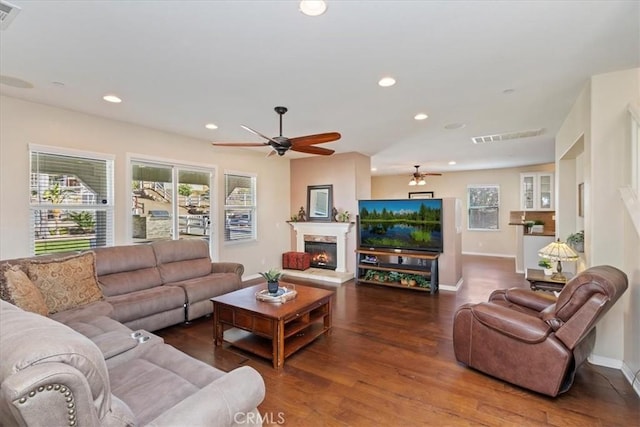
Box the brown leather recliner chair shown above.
[453,265,628,396]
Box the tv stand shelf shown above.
[356,248,439,294]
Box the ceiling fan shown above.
[211,106,340,157]
[409,165,442,186]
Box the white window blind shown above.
[30,147,114,255]
[224,173,256,242]
[468,185,500,230]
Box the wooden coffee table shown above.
[211,282,334,369]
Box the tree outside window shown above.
[468,185,500,230]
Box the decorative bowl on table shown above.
[255,285,297,303]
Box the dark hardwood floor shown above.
[156,255,639,426]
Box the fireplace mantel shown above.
[289,222,354,273]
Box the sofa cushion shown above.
[152,239,212,283]
[108,343,224,425]
[94,245,163,296]
[167,272,241,302]
[3,265,48,316]
[106,286,186,324]
[26,251,104,315]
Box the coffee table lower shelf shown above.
[223,322,328,361]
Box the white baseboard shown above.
[440,277,463,292]
[461,251,515,259]
[589,354,640,398]
[588,354,623,369]
[622,362,640,397]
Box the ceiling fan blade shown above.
[423,173,442,176]
[211,142,268,147]
[289,132,341,147]
[241,125,281,145]
[292,145,335,156]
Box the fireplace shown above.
[304,240,337,270]
[289,222,354,277]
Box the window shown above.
[468,185,500,230]
[30,146,114,255]
[131,160,213,243]
[224,172,256,242]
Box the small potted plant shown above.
[538,258,553,276]
[531,220,545,233]
[259,268,282,294]
[566,231,584,253]
[523,220,535,234]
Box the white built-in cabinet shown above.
[520,173,554,211]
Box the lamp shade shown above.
[538,239,579,261]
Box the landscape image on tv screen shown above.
[358,199,442,253]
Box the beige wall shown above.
[372,163,554,257]
[0,95,291,277]
[289,152,370,272]
[556,68,639,381]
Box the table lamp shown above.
[538,239,579,282]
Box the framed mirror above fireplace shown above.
[307,184,333,222]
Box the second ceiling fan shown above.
[211,106,340,157]
[409,165,441,186]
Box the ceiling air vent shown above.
[0,1,21,31]
[471,128,545,144]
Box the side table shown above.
[526,268,573,292]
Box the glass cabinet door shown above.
[538,174,553,209]
[521,174,535,210]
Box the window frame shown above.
[127,153,217,256]
[467,184,500,231]
[224,170,257,244]
[29,144,115,255]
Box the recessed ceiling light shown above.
[444,123,465,130]
[448,161,456,165]
[205,123,218,130]
[299,1,327,16]
[371,167,377,172]
[103,94,122,103]
[414,113,428,121]
[378,77,396,87]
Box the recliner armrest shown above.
[489,288,556,312]
[471,302,552,343]
[211,262,244,277]
[145,366,265,427]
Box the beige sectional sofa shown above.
[2,238,245,332]
[0,239,265,426]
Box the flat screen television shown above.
[357,198,443,253]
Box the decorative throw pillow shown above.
[4,265,48,316]
[0,262,17,304]
[26,251,104,315]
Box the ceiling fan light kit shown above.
[408,165,441,186]
[211,106,340,157]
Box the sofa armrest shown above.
[0,362,103,426]
[146,366,265,427]
[471,302,552,343]
[211,262,244,277]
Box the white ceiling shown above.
[1,1,638,176]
